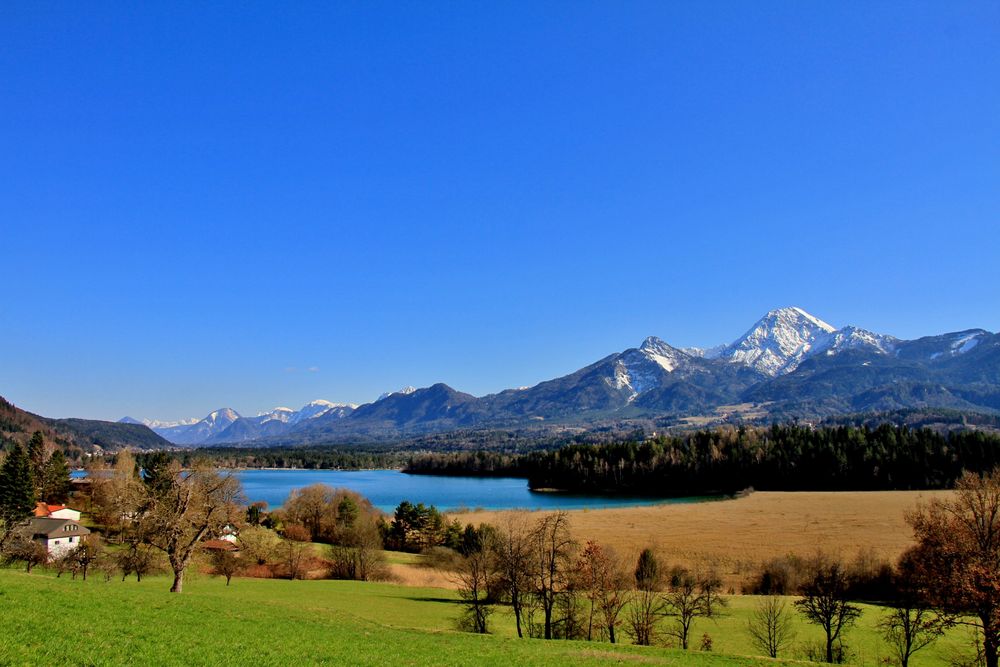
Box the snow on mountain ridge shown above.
[814,326,897,357]
[721,307,837,376]
[377,386,418,401]
[638,336,689,373]
[289,400,358,424]
[683,344,725,360]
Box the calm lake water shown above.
[229,469,706,512]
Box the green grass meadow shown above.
[0,566,977,667]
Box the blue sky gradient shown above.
[1,2,998,421]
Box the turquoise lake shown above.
[229,468,704,512]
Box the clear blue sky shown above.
[1,2,998,421]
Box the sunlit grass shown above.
[0,567,977,666]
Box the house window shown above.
[53,540,60,544]
[69,537,75,543]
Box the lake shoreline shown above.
[230,468,709,513]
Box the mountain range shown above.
[120,400,358,445]
[125,307,1000,446]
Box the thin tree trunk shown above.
[170,569,184,593]
[512,590,523,638]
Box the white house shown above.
[219,523,239,543]
[33,503,82,522]
[28,517,90,557]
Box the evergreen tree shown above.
[0,443,36,525]
[141,451,175,497]
[41,449,72,504]
[27,431,46,498]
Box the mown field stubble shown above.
[452,490,952,586]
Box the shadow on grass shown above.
[396,595,465,605]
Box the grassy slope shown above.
[0,568,975,667]
[0,569,763,667]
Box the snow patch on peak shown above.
[155,418,199,428]
[205,408,240,426]
[638,336,688,373]
[815,326,897,356]
[683,344,725,360]
[255,407,296,424]
[951,331,985,355]
[289,400,357,424]
[377,386,418,401]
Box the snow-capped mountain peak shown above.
[638,336,688,373]
[377,386,418,401]
[289,399,358,424]
[204,408,240,427]
[722,306,837,376]
[254,407,296,424]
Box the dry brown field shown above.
[451,490,952,588]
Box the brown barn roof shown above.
[201,539,238,552]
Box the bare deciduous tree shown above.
[89,451,144,543]
[663,569,711,650]
[576,540,629,643]
[281,537,311,580]
[455,539,499,634]
[1,525,47,573]
[626,548,664,646]
[699,568,727,618]
[529,511,575,640]
[795,556,862,663]
[495,512,533,638]
[140,462,243,593]
[116,541,160,582]
[748,595,796,658]
[68,539,105,581]
[906,469,1000,667]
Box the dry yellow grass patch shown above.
[387,562,458,588]
[452,490,950,586]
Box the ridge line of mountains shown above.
[121,307,1000,447]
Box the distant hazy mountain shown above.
[131,307,1000,446]
[127,400,357,445]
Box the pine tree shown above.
[41,449,72,504]
[27,431,46,498]
[0,443,36,525]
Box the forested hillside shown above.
[0,395,171,462]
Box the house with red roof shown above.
[33,503,82,522]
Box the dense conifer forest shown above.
[405,424,1000,495]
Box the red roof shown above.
[33,503,77,517]
[201,539,238,552]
